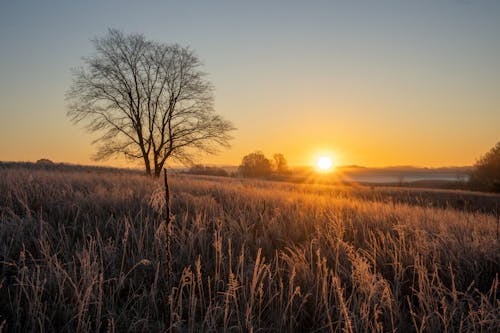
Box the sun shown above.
[317,156,333,171]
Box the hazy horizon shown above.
[0,158,473,171]
[1,0,499,169]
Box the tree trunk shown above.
[154,156,166,177]
[154,165,162,177]
[143,156,152,176]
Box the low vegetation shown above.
[186,164,229,177]
[0,166,499,332]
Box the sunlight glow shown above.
[317,156,333,171]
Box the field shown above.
[0,167,499,332]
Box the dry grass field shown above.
[0,167,499,332]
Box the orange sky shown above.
[1,1,499,169]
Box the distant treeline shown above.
[0,160,142,175]
[185,152,290,179]
[184,164,230,177]
[3,139,498,194]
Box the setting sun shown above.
[317,156,333,171]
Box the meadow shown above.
[0,167,499,332]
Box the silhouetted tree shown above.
[67,29,234,177]
[470,142,500,192]
[239,151,273,177]
[273,153,289,174]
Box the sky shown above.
[1,0,499,168]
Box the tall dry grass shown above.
[0,168,498,332]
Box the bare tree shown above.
[67,29,235,176]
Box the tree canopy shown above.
[239,152,290,177]
[239,152,273,177]
[273,153,290,175]
[470,142,500,192]
[67,29,234,176]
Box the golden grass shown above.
[0,168,498,332]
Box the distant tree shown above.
[469,142,500,192]
[67,29,234,177]
[239,151,273,177]
[273,153,290,174]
